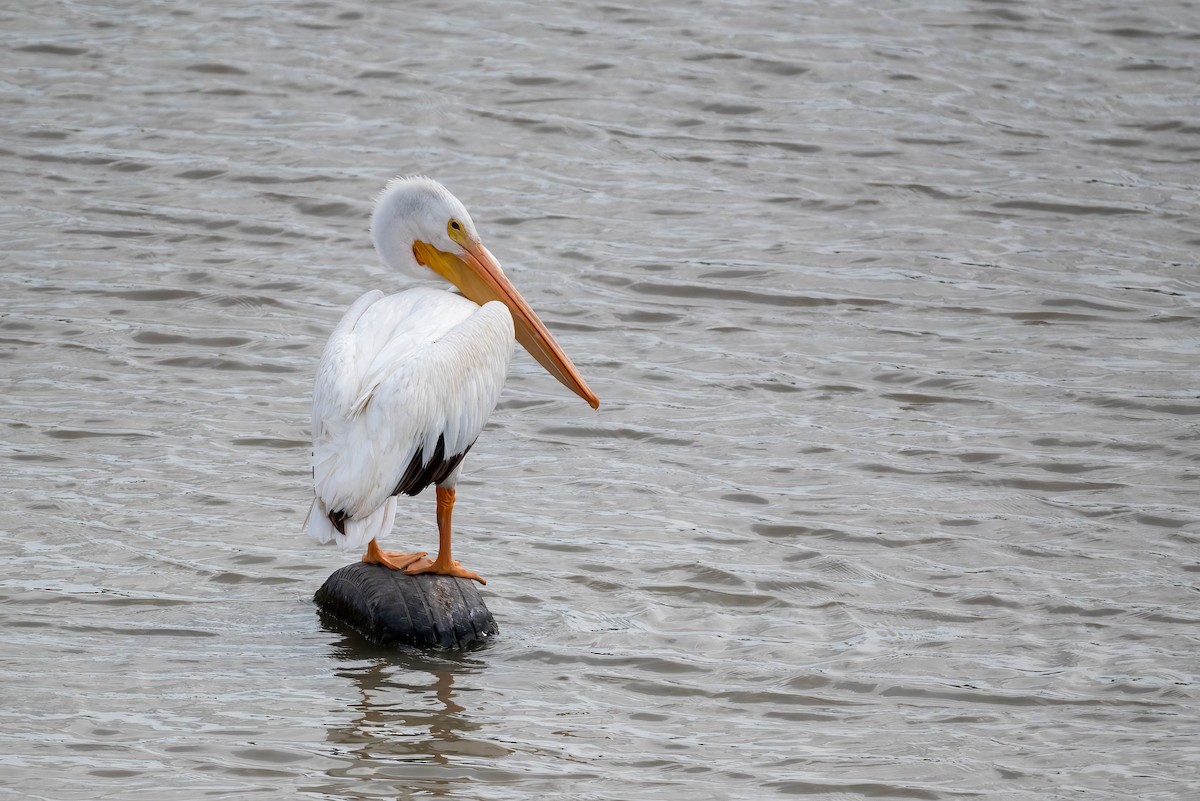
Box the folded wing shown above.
[308,288,515,549]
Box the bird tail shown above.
[303,495,398,553]
[304,496,337,544]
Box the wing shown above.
[311,287,515,525]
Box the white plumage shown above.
[305,288,514,551]
[303,176,597,584]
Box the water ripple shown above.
[2,0,1198,799]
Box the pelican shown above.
[304,176,598,584]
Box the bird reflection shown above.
[315,617,510,796]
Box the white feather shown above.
[307,287,515,552]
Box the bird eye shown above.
[448,219,462,233]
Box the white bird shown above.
[304,176,598,584]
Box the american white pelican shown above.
[305,176,598,584]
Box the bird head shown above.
[370,175,477,280]
[369,176,598,410]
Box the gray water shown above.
[2,1,1198,799]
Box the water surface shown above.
[2,1,1198,799]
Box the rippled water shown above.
[3,1,1198,798]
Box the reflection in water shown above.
[311,617,510,797]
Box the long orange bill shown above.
[414,239,599,409]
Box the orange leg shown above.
[361,538,426,571]
[405,487,486,584]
